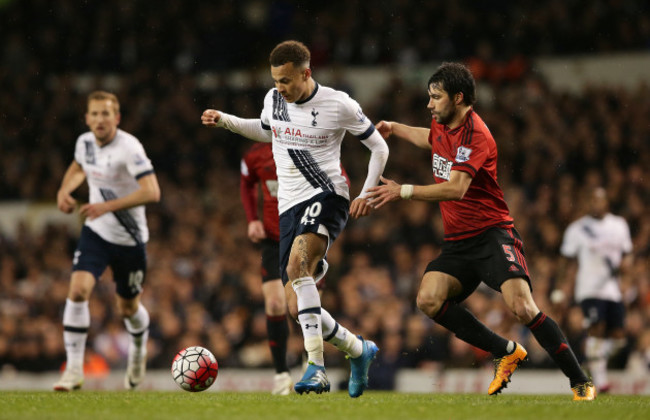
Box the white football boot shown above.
[125,348,147,390]
[53,368,84,391]
[272,371,293,395]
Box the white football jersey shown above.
[74,129,154,246]
[260,82,375,214]
[560,213,632,302]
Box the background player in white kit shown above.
[559,187,633,393]
[54,91,161,391]
[202,40,389,397]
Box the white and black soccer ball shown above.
[171,346,219,392]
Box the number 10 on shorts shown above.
[128,270,144,294]
[300,202,322,226]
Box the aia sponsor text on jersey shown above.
[271,125,329,146]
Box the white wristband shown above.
[400,184,414,200]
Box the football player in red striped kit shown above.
[366,62,595,401]
[240,142,292,395]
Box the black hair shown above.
[427,62,476,106]
[269,40,311,68]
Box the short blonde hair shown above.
[87,90,120,114]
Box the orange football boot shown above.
[488,343,528,395]
[572,381,596,401]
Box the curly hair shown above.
[269,40,311,68]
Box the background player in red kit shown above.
[240,142,292,395]
[366,62,595,401]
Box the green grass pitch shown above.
[2,391,649,420]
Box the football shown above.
[171,346,219,392]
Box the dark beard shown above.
[435,111,453,126]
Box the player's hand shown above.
[57,190,77,214]
[201,109,222,127]
[350,197,372,219]
[80,202,111,220]
[375,120,393,139]
[365,176,402,209]
[247,220,267,243]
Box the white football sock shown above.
[124,303,150,355]
[292,277,324,366]
[321,308,362,358]
[62,299,90,373]
[585,336,608,388]
[588,357,608,389]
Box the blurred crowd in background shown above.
[1,0,650,390]
[3,0,650,73]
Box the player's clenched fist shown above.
[201,109,222,127]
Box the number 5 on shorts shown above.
[502,245,516,262]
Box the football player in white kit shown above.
[202,40,389,397]
[53,91,160,391]
[559,187,633,392]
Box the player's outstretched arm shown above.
[57,160,86,214]
[201,109,272,143]
[367,170,472,209]
[376,120,431,149]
